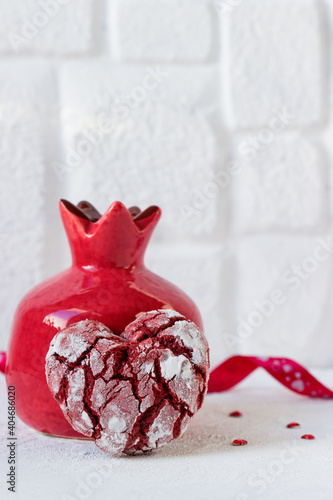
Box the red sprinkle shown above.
[301,434,315,440]
[287,422,300,428]
[229,411,242,417]
[232,439,248,446]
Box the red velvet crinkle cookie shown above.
[45,309,210,455]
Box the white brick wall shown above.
[0,0,94,54]
[58,62,219,238]
[0,62,55,342]
[0,0,332,368]
[223,0,324,128]
[230,133,326,233]
[111,0,213,62]
[236,235,333,365]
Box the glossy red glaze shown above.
[6,200,203,438]
[0,351,6,374]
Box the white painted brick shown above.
[323,0,333,220]
[146,244,235,368]
[111,0,213,62]
[224,0,324,128]
[0,62,54,349]
[230,133,326,233]
[0,0,93,54]
[237,235,333,366]
[57,61,220,238]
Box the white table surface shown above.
[1,369,333,500]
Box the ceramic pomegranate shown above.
[5,200,203,438]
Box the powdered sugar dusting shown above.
[89,348,105,376]
[48,332,89,363]
[67,368,85,406]
[161,319,209,366]
[81,410,93,428]
[107,415,127,433]
[159,309,184,320]
[160,352,190,381]
[46,319,114,363]
[147,401,180,449]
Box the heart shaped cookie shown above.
[45,309,209,454]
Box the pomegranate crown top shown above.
[59,200,161,268]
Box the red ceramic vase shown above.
[6,200,203,438]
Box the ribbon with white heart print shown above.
[208,355,333,398]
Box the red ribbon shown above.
[208,355,333,398]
